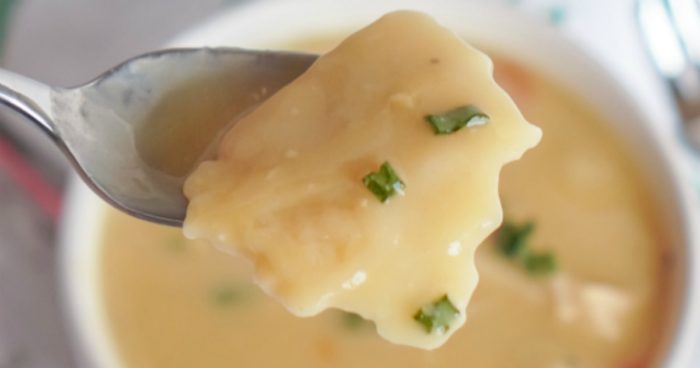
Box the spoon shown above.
[0,48,317,226]
[637,0,700,148]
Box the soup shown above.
[99,41,675,367]
[182,11,541,349]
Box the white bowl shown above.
[59,1,700,367]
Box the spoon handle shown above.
[0,69,55,138]
[638,0,700,148]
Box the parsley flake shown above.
[413,295,460,334]
[524,252,557,275]
[362,161,405,203]
[340,312,370,331]
[496,220,558,277]
[426,105,489,135]
[497,221,535,258]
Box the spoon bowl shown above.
[0,48,317,225]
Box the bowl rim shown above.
[58,1,700,367]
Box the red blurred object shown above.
[0,134,61,220]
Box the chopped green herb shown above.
[495,220,558,276]
[362,161,405,202]
[426,105,489,135]
[497,221,535,257]
[165,236,187,253]
[211,283,250,307]
[340,312,369,330]
[413,295,460,334]
[524,252,557,275]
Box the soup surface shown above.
[100,36,673,367]
[183,11,540,349]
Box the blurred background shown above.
[0,0,688,367]
[0,1,247,367]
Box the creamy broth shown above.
[100,45,672,366]
[182,11,540,348]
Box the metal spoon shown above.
[0,48,317,226]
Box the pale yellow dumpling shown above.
[183,10,541,349]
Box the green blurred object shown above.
[548,5,567,26]
[0,0,18,61]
